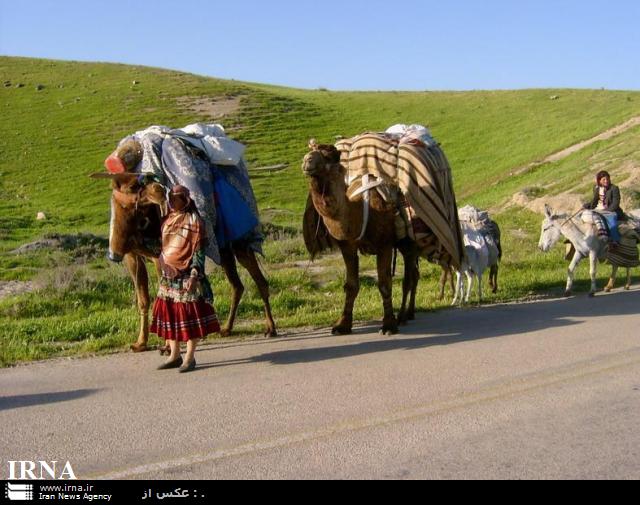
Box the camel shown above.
[302,143,419,335]
[91,171,277,352]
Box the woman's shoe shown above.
[178,359,196,373]
[157,356,183,370]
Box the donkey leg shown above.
[565,252,583,297]
[124,254,150,353]
[588,251,598,297]
[333,243,359,335]
[220,248,244,338]
[377,247,398,335]
[235,249,278,338]
[465,273,474,304]
[452,270,462,306]
[490,264,499,293]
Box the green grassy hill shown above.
[2,56,640,365]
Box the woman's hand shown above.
[185,276,197,293]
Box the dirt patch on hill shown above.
[0,281,36,300]
[512,116,640,178]
[509,161,640,215]
[504,114,640,216]
[177,95,242,120]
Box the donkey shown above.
[451,206,501,305]
[452,224,501,305]
[538,204,638,297]
[91,172,277,352]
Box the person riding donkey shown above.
[583,170,624,247]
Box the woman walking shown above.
[151,185,220,372]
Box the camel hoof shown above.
[564,291,572,298]
[604,287,612,293]
[379,323,398,336]
[625,285,631,291]
[130,343,148,353]
[219,328,232,338]
[264,329,278,339]
[332,326,352,336]
[397,312,412,326]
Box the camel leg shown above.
[219,248,244,338]
[124,253,150,353]
[448,266,455,297]
[398,245,418,324]
[333,242,359,335]
[235,248,278,338]
[438,266,448,301]
[590,252,599,295]
[565,252,583,297]
[605,265,618,293]
[377,247,398,335]
[149,257,171,355]
[408,258,419,320]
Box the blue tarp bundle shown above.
[119,124,263,265]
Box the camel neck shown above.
[309,170,363,241]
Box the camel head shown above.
[302,139,343,178]
[538,204,564,252]
[90,172,167,262]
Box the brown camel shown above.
[302,143,419,335]
[91,171,277,352]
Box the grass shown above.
[1,56,639,366]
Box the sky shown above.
[1,0,639,91]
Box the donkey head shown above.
[91,172,167,262]
[302,139,343,178]
[538,204,564,252]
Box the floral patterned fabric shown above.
[118,125,263,265]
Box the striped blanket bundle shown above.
[336,132,464,269]
[575,211,639,268]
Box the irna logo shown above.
[5,482,34,501]
[7,461,77,480]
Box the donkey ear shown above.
[544,204,553,218]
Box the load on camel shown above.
[538,204,640,297]
[452,205,502,305]
[302,124,465,335]
[91,123,276,352]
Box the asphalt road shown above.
[1,288,640,480]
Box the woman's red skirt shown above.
[150,298,220,342]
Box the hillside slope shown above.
[2,56,640,239]
[1,56,640,365]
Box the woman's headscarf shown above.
[160,186,204,277]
